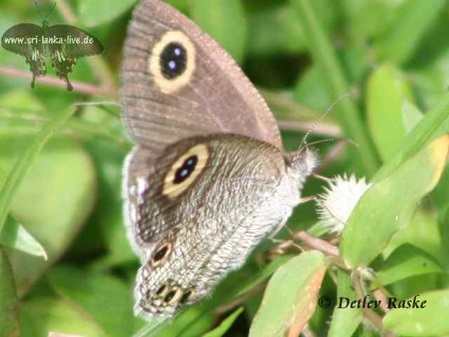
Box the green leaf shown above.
[341,135,449,268]
[293,65,332,113]
[164,0,189,14]
[20,297,107,337]
[374,0,445,65]
[78,0,137,27]
[376,244,442,288]
[344,0,400,43]
[0,215,46,259]
[48,266,136,337]
[0,106,76,237]
[158,306,216,337]
[246,3,306,56]
[0,248,19,337]
[233,255,292,298]
[0,89,45,114]
[203,307,244,337]
[367,64,413,161]
[384,210,443,267]
[249,251,328,337]
[190,0,247,63]
[328,271,362,337]
[402,100,424,133]
[0,134,96,295]
[441,207,449,273]
[383,290,449,336]
[371,79,449,185]
[432,157,449,208]
[409,48,449,109]
[82,141,134,269]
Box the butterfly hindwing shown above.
[126,134,295,316]
[46,25,104,58]
[124,134,285,260]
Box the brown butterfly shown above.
[120,0,318,319]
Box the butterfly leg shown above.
[268,217,289,239]
[268,195,316,240]
[298,195,316,206]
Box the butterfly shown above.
[1,2,104,91]
[120,0,318,319]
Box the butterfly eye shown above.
[148,30,196,94]
[163,144,210,199]
[151,241,172,267]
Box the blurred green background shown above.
[1,0,449,336]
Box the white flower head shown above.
[317,174,371,234]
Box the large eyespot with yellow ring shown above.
[163,144,210,199]
[148,30,196,94]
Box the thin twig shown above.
[293,231,339,257]
[212,283,265,316]
[352,271,383,332]
[0,66,115,96]
[352,270,395,336]
[373,288,391,314]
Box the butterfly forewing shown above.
[46,25,104,58]
[45,25,104,91]
[2,23,43,56]
[121,0,282,161]
[1,23,46,87]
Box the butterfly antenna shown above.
[34,1,44,20]
[304,137,338,148]
[44,2,57,20]
[298,92,352,151]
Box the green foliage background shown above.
[0,0,449,336]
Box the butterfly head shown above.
[34,0,55,27]
[286,147,319,184]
